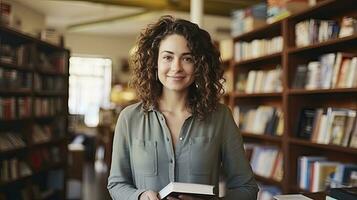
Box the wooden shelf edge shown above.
[0,88,32,95]
[289,138,357,154]
[241,132,282,142]
[287,34,357,54]
[234,52,282,66]
[0,61,34,71]
[233,92,283,98]
[34,91,67,96]
[288,88,357,95]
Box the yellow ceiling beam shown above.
[67,10,151,30]
[53,0,264,16]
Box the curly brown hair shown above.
[130,15,224,120]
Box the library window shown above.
[68,57,112,127]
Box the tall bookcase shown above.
[227,0,357,194]
[0,25,69,199]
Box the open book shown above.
[159,182,216,199]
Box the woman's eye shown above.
[183,57,193,63]
[163,56,173,61]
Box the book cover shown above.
[159,182,216,200]
[328,187,357,200]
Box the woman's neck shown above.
[159,89,190,114]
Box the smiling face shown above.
[157,34,195,94]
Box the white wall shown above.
[4,0,45,36]
[64,33,137,84]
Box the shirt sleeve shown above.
[107,110,146,200]
[221,106,259,200]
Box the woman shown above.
[107,15,258,200]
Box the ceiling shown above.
[14,0,262,38]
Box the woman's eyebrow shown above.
[160,50,192,55]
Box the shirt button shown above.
[166,137,170,141]
[170,159,173,163]
[179,137,183,141]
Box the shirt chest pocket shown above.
[189,136,217,175]
[132,139,158,176]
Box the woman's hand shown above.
[139,190,160,200]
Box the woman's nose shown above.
[171,58,182,71]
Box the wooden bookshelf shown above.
[228,0,357,194]
[0,24,69,199]
[241,132,282,143]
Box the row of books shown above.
[0,68,32,89]
[245,144,283,181]
[234,36,283,62]
[0,97,31,120]
[267,0,310,24]
[257,184,281,200]
[0,170,64,199]
[234,106,284,136]
[0,43,34,67]
[0,43,67,74]
[0,158,32,183]
[296,107,357,148]
[292,53,357,89]
[34,97,63,117]
[34,74,66,91]
[0,1,11,26]
[38,52,67,74]
[298,156,357,192]
[32,124,53,144]
[236,68,282,94]
[0,132,26,152]
[231,3,267,37]
[30,147,62,171]
[295,17,357,47]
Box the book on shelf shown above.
[296,108,317,139]
[0,1,11,26]
[349,119,357,148]
[298,156,327,190]
[234,36,283,62]
[295,18,340,47]
[247,144,282,179]
[296,107,357,147]
[339,17,357,38]
[158,182,216,199]
[331,164,357,188]
[231,3,267,37]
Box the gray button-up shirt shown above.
[108,102,258,200]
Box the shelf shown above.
[0,88,32,95]
[0,61,33,72]
[255,174,282,187]
[0,25,35,44]
[31,137,67,148]
[234,52,282,66]
[287,34,357,54]
[35,91,67,96]
[0,118,31,125]
[233,20,282,41]
[241,132,282,143]
[289,138,357,155]
[232,92,282,98]
[0,146,28,156]
[36,68,67,76]
[288,0,356,22]
[288,88,357,95]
